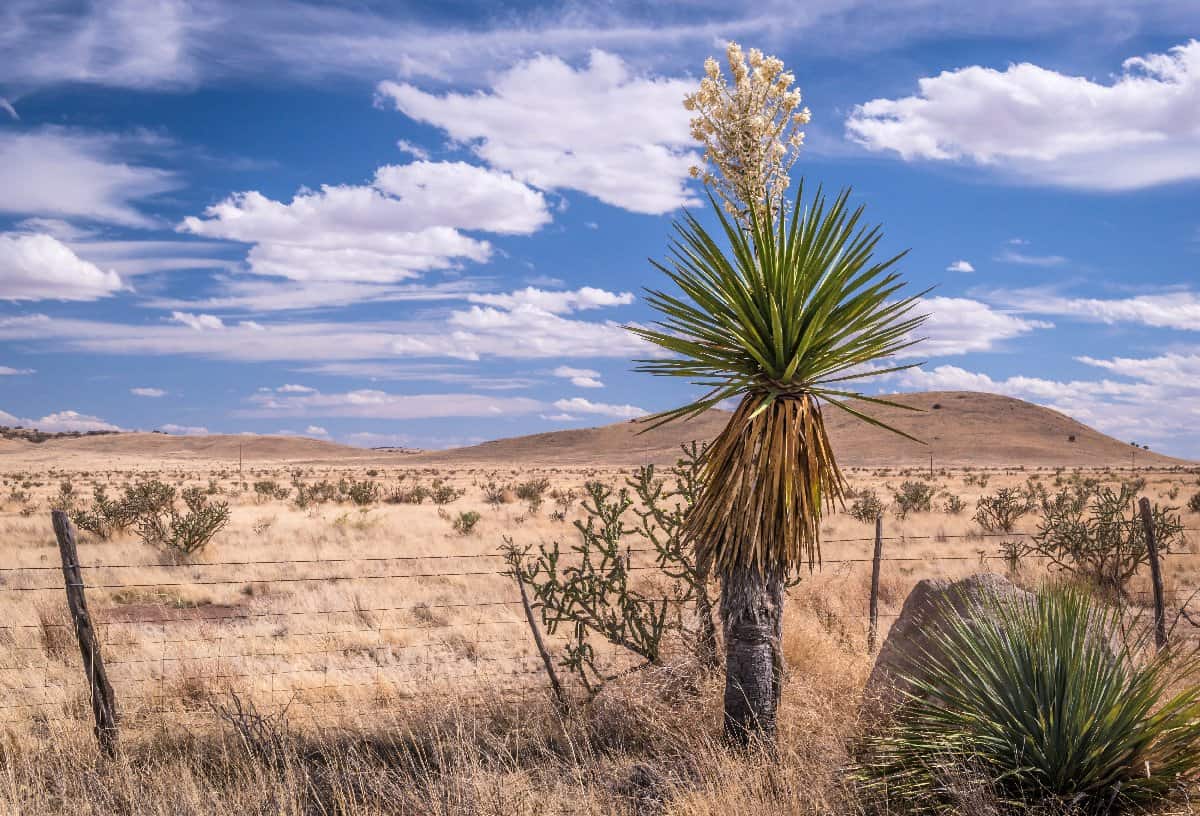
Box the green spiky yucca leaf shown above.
[861,585,1200,814]
[630,182,928,573]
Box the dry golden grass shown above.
[0,458,1197,814]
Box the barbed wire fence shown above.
[4,509,1200,753]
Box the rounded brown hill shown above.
[0,392,1190,468]
[405,391,1192,468]
[0,431,372,466]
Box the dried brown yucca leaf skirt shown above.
[690,392,846,575]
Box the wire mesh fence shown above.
[3,516,1200,739]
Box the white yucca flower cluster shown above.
[684,42,811,223]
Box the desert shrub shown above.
[1019,476,1048,508]
[505,443,716,691]
[516,477,551,512]
[385,483,429,504]
[551,487,578,516]
[119,479,228,559]
[451,510,480,536]
[430,481,466,505]
[1031,483,1184,598]
[294,479,338,508]
[892,481,934,519]
[346,479,380,507]
[941,494,966,515]
[1188,491,1200,514]
[848,490,884,523]
[253,480,290,502]
[504,481,668,693]
[963,472,990,488]
[123,478,176,518]
[861,586,1200,814]
[626,441,718,666]
[975,488,1035,569]
[974,487,1031,534]
[481,478,513,508]
[70,485,131,539]
[50,479,77,514]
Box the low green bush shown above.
[892,481,934,519]
[861,585,1200,814]
[451,510,480,536]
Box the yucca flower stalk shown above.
[631,181,927,743]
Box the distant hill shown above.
[404,391,1192,468]
[0,431,379,466]
[0,392,1191,468]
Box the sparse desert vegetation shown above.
[1,454,1198,814]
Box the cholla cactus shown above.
[684,42,811,222]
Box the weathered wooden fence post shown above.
[868,515,883,653]
[1138,497,1167,651]
[51,510,118,755]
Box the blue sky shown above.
[1,1,1198,456]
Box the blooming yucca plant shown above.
[684,42,811,224]
[630,181,927,743]
[862,586,1200,813]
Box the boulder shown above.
[863,573,1032,718]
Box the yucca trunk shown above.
[690,395,843,745]
[720,564,784,745]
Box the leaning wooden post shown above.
[51,510,118,755]
[868,515,884,653]
[511,567,569,716]
[1138,498,1167,651]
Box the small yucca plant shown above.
[862,585,1200,813]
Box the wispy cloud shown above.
[240,389,544,420]
[992,289,1200,331]
[996,249,1068,267]
[0,128,177,227]
[552,397,645,418]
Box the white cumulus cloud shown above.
[0,408,122,433]
[902,297,1051,358]
[378,51,698,214]
[553,365,604,388]
[179,161,549,285]
[847,40,1200,190]
[0,232,122,301]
